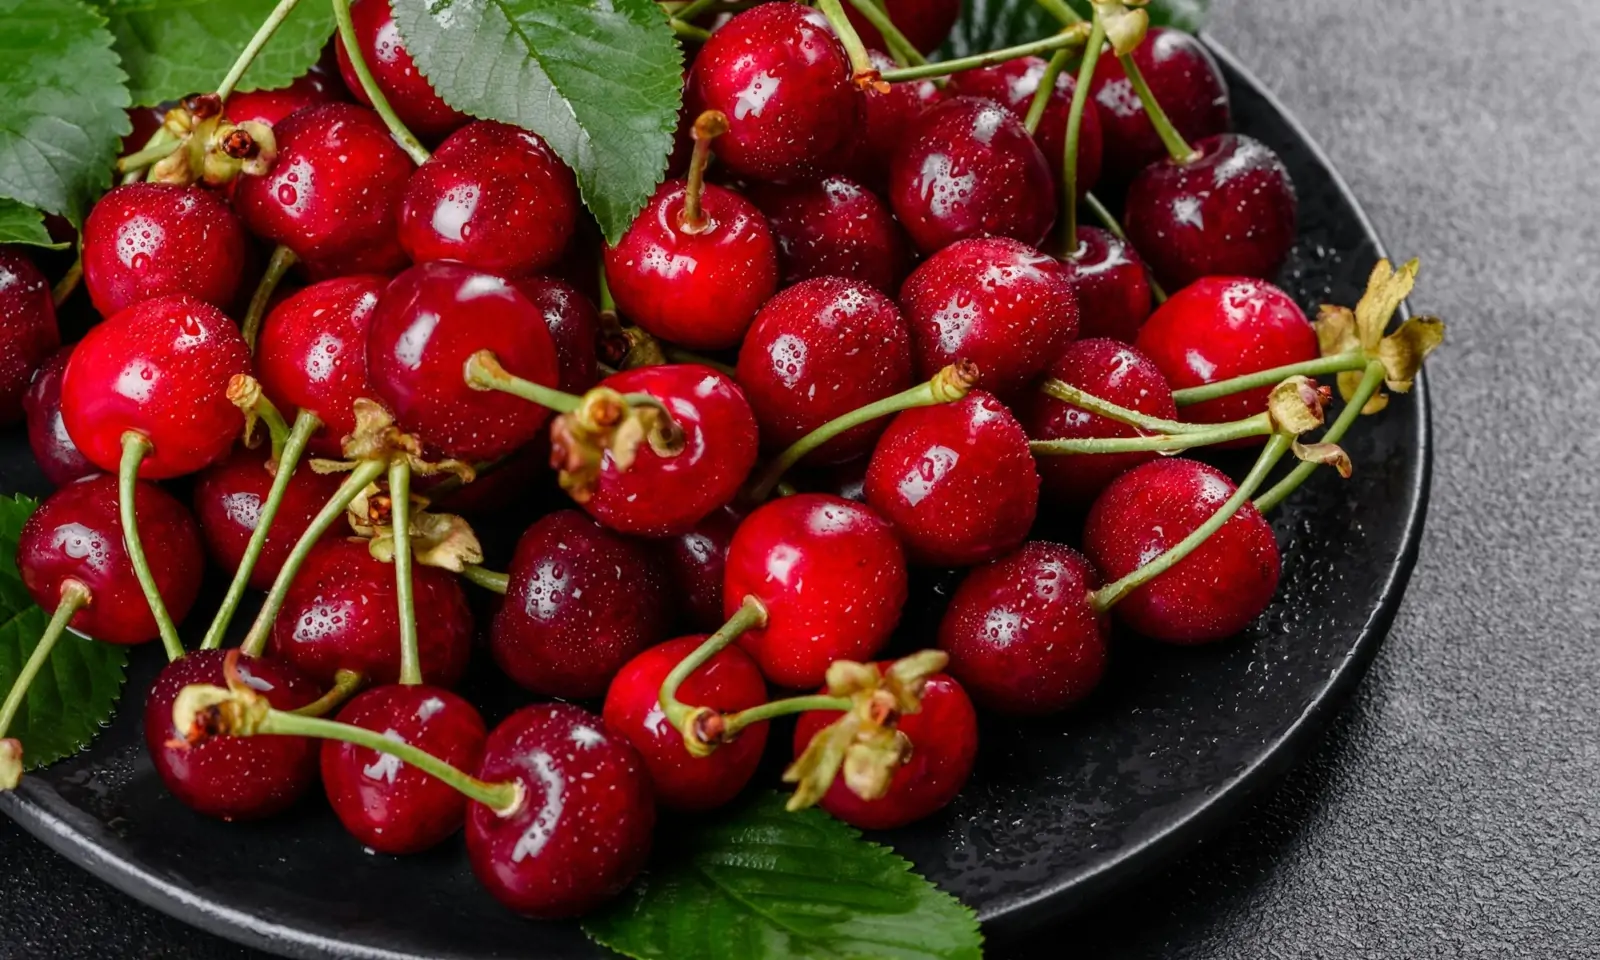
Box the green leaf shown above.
[583,793,983,960]
[94,0,338,106]
[0,493,128,770]
[0,200,69,249]
[389,0,682,245]
[0,0,131,226]
[943,0,1210,56]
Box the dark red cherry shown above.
[1022,338,1178,510]
[61,294,251,479]
[1134,276,1317,428]
[603,180,778,351]
[1124,133,1297,290]
[82,183,248,318]
[234,103,415,278]
[844,0,960,54]
[579,364,759,538]
[662,504,743,632]
[898,236,1078,401]
[1059,227,1153,343]
[0,249,61,425]
[746,177,910,294]
[398,122,578,277]
[322,684,487,854]
[23,348,96,486]
[192,447,345,590]
[224,68,346,128]
[510,275,599,395]
[946,56,1103,197]
[490,510,673,699]
[1084,458,1280,642]
[889,96,1056,255]
[18,474,203,645]
[466,703,654,918]
[724,493,907,689]
[145,650,321,820]
[270,538,474,687]
[938,542,1108,714]
[368,261,560,461]
[736,277,913,465]
[864,390,1038,567]
[602,635,768,811]
[792,668,977,829]
[1090,27,1231,185]
[845,50,936,189]
[335,0,469,141]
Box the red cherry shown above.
[1124,134,1298,290]
[23,347,96,487]
[509,275,599,395]
[864,390,1038,567]
[736,277,913,465]
[1133,277,1317,428]
[1059,227,1153,343]
[844,0,959,54]
[724,493,907,689]
[792,669,977,829]
[1022,338,1177,510]
[269,538,474,687]
[602,635,768,811]
[898,236,1078,401]
[746,177,910,294]
[334,0,469,141]
[1084,458,1280,642]
[661,504,743,632]
[845,50,936,189]
[18,474,204,645]
[367,261,560,461]
[466,703,654,918]
[61,294,251,479]
[889,96,1056,255]
[224,69,346,128]
[0,249,61,425]
[82,183,248,319]
[946,56,1103,197]
[321,684,487,854]
[1090,28,1231,186]
[234,103,415,278]
[192,447,345,590]
[398,122,578,277]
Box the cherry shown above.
[1133,276,1317,428]
[509,275,599,395]
[398,121,578,277]
[0,249,61,424]
[736,277,913,466]
[367,261,560,461]
[61,294,251,479]
[1090,27,1231,185]
[686,3,859,182]
[661,504,743,632]
[844,50,936,189]
[602,635,768,811]
[18,474,204,645]
[1059,227,1153,343]
[1084,457,1280,642]
[192,447,345,590]
[792,668,977,829]
[864,389,1039,567]
[898,236,1078,401]
[844,0,960,55]
[335,0,469,141]
[724,493,907,689]
[466,703,654,918]
[23,347,96,487]
[233,103,415,279]
[1022,338,1178,510]
[81,183,248,319]
[946,56,1103,197]
[224,68,346,128]
[269,538,473,687]
[1123,133,1298,290]
[746,177,910,294]
[322,684,487,854]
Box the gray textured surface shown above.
[0,0,1581,956]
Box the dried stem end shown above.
[0,739,22,791]
[551,387,684,502]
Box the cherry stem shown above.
[0,582,91,740]
[747,361,979,501]
[1061,14,1106,249]
[720,694,851,740]
[846,0,925,67]
[119,434,185,661]
[121,129,175,185]
[879,25,1092,83]
[1034,0,1084,25]
[216,0,304,102]
[463,351,580,414]
[816,0,883,89]
[459,564,508,595]
[659,595,768,735]
[389,460,421,686]
[1254,360,1385,514]
[51,255,82,308]
[244,388,292,464]
[1031,411,1272,456]
[1037,377,1208,435]
[115,138,183,174]
[1119,49,1198,164]
[681,111,728,234]
[1091,432,1292,613]
[200,410,321,651]
[1172,352,1367,407]
[598,264,617,317]
[668,0,720,22]
[670,18,712,42]
[241,245,298,352]
[662,347,736,377]
[1023,48,1069,136]
[287,669,364,718]
[330,0,430,165]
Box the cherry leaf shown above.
[0,200,69,249]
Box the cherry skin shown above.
[82,183,247,319]
[661,504,744,632]
[191,447,345,590]
[687,3,859,182]
[225,68,346,127]
[845,50,937,190]
[602,635,769,811]
[61,294,251,480]
[1022,338,1178,510]
[1090,27,1231,186]
[845,0,960,54]
[23,347,96,487]
[18,474,204,645]
[792,669,977,830]
[889,96,1056,255]
[1134,276,1318,429]
[0,249,61,425]
[466,703,655,919]
[1059,227,1153,343]
[603,179,778,351]
[1084,457,1280,643]
[322,684,487,854]
[736,277,914,466]
[724,493,908,690]
[946,56,1103,197]
[269,538,474,688]
[1124,133,1298,291]
[898,236,1079,401]
[746,177,910,294]
[367,261,560,461]
[335,0,469,141]
[510,276,599,396]
[864,390,1039,567]
[398,121,579,277]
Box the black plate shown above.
[0,38,1430,960]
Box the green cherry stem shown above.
[668,0,720,22]
[1171,353,1368,407]
[0,581,92,741]
[215,0,304,101]
[1120,48,1198,164]
[670,18,712,42]
[390,459,421,686]
[1031,412,1271,456]
[845,0,927,67]
[287,669,364,718]
[1023,48,1071,136]
[331,0,430,165]
[1037,377,1207,434]
[241,245,298,352]
[459,564,509,595]
[115,138,184,175]
[1061,13,1107,247]
[1034,0,1084,25]
[1254,360,1384,514]
[659,595,768,736]
[51,254,83,308]
[816,0,881,86]
[681,111,727,233]
[119,434,186,661]
[463,351,579,414]
[879,25,1091,83]
[719,694,850,740]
